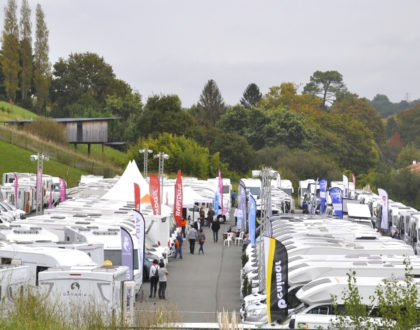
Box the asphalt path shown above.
[136,216,243,323]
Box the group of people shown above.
[149,204,225,300]
[149,259,169,300]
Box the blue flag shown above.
[319,179,327,214]
[249,194,256,245]
[330,187,343,219]
[214,192,220,216]
[121,226,134,280]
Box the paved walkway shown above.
[136,217,243,323]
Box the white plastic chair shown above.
[224,232,234,247]
[235,232,245,245]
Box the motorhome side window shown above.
[306,305,331,315]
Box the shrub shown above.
[24,117,67,145]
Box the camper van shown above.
[39,265,135,323]
[298,179,315,208]
[241,178,262,200]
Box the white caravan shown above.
[38,265,135,323]
[241,178,262,200]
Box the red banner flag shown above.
[134,183,140,211]
[352,173,356,190]
[149,174,161,215]
[174,170,183,227]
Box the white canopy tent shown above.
[101,160,149,202]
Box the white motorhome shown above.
[241,178,262,200]
[38,265,135,323]
[63,226,143,293]
[0,242,95,285]
[0,261,35,303]
[298,179,315,208]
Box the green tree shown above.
[370,94,396,117]
[396,144,420,169]
[330,271,373,330]
[50,52,115,116]
[139,94,195,138]
[19,0,32,103]
[258,83,297,111]
[128,133,224,178]
[332,94,386,145]
[303,70,347,110]
[240,83,262,108]
[397,104,420,147]
[375,260,419,330]
[197,79,226,126]
[385,117,398,139]
[33,4,50,114]
[1,0,20,104]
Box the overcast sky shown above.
[3,0,420,107]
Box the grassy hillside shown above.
[0,101,39,120]
[0,140,87,187]
[0,102,127,185]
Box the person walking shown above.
[149,259,159,298]
[188,224,198,254]
[211,218,221,242]
[174,231,183,259]
[181,218,187,238]
[158,260,169,299]
[207,206,214,228]
[198,228,206,254]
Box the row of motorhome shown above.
[1,172,63,214]
[240,209,419,327]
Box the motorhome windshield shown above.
[223,185,230,194]
[281,188,293,196]
[104,249,139,269]
[246,187,261,197]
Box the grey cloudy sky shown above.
[4,0,420,107]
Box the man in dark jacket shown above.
[211,218,221,242]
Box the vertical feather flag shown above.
[352,173,356,191]
[378,188,389,231]
[121,227,134,280]
[59,178,66,203]
[265,236,288,323]
[330,187,343,219]
[342,174,349,198]
[319,179,327,214]
[174,170,183,227]
[13,173,18,208]
[134,183,140,211]
[149,173,161,215]
[218,169,226,215]
[249,195,256,245]
[133,210,145,284]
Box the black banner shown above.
[265,236,288,323]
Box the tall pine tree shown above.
[198,79,226,126]
[33,3,50,114]
[240,83,262,108]
[1,0,20,104]
[19,0,32,103]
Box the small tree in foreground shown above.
[330,260,419,330]
[375,259,419,330]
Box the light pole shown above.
[139,148,153,177]
[154,152,169,203]
[30,152,49,215]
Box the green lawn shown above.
[0,140,87,187]
[76,144,128,167]
[0,101,39,120]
